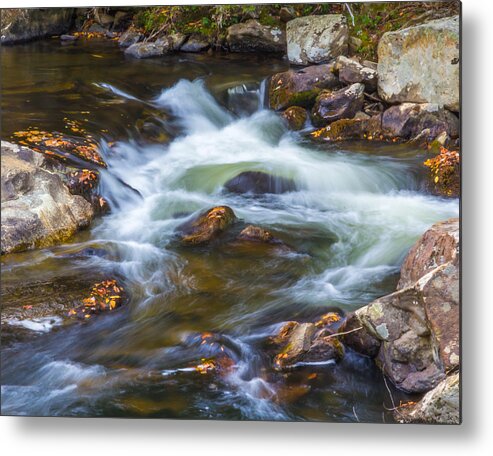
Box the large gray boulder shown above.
[1,8,74,44]
[226,19,285,53]
[125,40,169,59]
[286,14,348,65]
[341,218,459,394]
[377,16,460,112]
[1,142,94,254]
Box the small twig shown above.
[327,326,363,339]
[383,375,404,417]
[364,92,383,103]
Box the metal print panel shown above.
[0,2,461,423]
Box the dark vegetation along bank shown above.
[1,2,460,423]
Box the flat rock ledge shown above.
[1,141,95,254]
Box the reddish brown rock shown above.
[398,218,459,289]
[177,206,236,245]
[281,106,308,131]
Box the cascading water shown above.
[1,47,458,421]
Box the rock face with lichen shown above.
[269,64,340,111]
[377,16,460,111]
[341,218,459,395]
[1,141,95,254]
[396,372,460,424]
[226,19,286,53]
[286,14,348,65]
[281,106,308,130]
[177,206,236,245]
[1,8,74,44]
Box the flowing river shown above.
[1,40,459,421]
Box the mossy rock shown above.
[281,106,308,131]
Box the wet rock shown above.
[125,40,170,59]
[226,19,286,53]
[396,372,460,424]
[310,114,383,142]
[271,321,344,371]
[1,8,75,44]
[60,34,77,41]
[341,219,460,394]
[334,55,378,92]
[118,28,143,47]
[381,103,459,142]
[177,206,237,245]
[87,23,106,34]
[224,171,297,195]
[1,142,94,255]
[339,311,380,358]
[281,106,308,130]
[180,35,210,53]
[311,83,365,127]
[269,64,340,111]
[398,218,459,289]
[66,169,110,216]
[94,10,114,28]
[237,225,282,245]
[377,16,459,111]
[286,14,348,65]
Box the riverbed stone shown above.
[340,219,460,394]
[124,40,170,59]
[271,321,344,371]
[180,34,210,53]
[269,64,340,111]
[281,106,308,130]
[334,55,378,92]
[1,8,75,44]
[396,372,460,424]
[224,171,297,195]
[1,142,95,255]
[377,16,460,112]
[310,114,383,142]
[381,103,460,142]
[286,14,348,65]
[177,206,236,245]
[118,28,143,47]
[226,19,285,53]
[311,83,365,127]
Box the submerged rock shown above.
[286,14,348,65]
[281,106,308,131]
[269,64,340,111]
[226,19,285,53]
[340,218,459,394]
[237,225,277,243]
[311,83,365,127]
[396,372,460,424]
[177,206,236,245]
[224,171,297,195]
[1,142,94,255]
[1,8,74,44]
[377,16,460,111]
